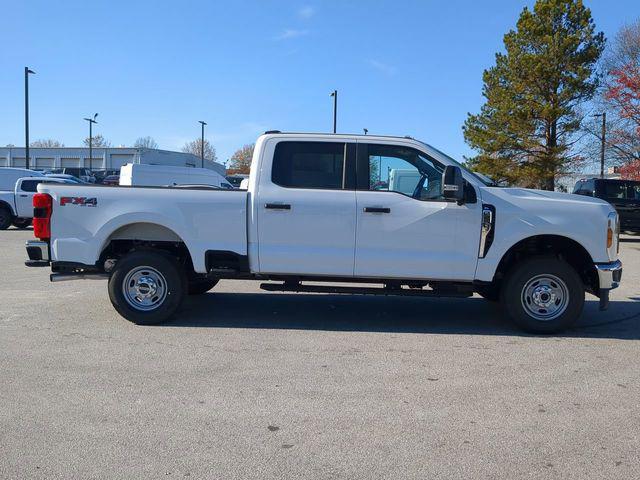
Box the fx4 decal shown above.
[60,196,97,207]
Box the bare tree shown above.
[182,138,217,163]
[134,136,158,149]
[582,20,640,168]
[83,134,111,148]
[228,144,254,174]
[30,139,64,148]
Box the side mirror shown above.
[442,165,464,204]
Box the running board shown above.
[259,282,472,298]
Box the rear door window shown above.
[272,142,346,189]
[603,181,627,199]
[20,180,41,192]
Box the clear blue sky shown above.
[1,0,638,164]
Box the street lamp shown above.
[25,67,36,170]
[330,90,337,133]
[363,128,368,135]
[83,113,98,172]
[593,112,606,178]
[198,121,207,168]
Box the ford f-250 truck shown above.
[25,132,623,333]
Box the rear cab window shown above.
[20,180,42,192]
[272,141,350,190]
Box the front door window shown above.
[365,144,444,201]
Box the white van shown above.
[119,164,232,189]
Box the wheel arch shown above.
[492,234,598,294]
[98,221,197,276]
[0,199,16,216]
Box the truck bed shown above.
[38,183,248,273]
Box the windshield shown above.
[413,140,494,186]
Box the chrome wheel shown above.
[521,274,569,321]
[122,266,168,312]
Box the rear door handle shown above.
[363,207,390,213]
[265,203,291,210]
[19,194,28,197]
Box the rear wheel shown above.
[108,251,186,325]
[188,278,219,295]
[12,218,32,229]
[501,256,584,334]
[0,206,12,230]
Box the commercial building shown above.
[0,147,225,176]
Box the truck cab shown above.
[25,133,623,333]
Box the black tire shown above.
[188,278,219,295]
[108,250,186,325]
[476,285,500,302]
[12,218,32,229]
[501,256,584,334]
[0,206,13,230]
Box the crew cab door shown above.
[256,140,357,276]
[354,142,481,281]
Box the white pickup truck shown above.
[25,132,622,333]
[0,175,75,229]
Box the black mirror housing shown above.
[442,165,465,204]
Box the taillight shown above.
[33,193,52,240]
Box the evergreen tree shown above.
[463,0,604,189]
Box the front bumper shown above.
[595,259,623,290]
[25,240,50,267]
[595,259,623,311]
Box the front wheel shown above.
[12,218,32,229]
[108,251,186,325]
[501,256,584,334]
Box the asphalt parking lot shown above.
[1,229,639,479]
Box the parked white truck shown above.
[0,171,74,229]
[25,133,622,333]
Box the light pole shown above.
[25,67,36,170]
[330,90,337,133]
[363,128,368,135]
[83,113,98,172]
[593,112,606,178]
[198,121,207,168]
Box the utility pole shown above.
[198,121,207,168]
[593,112,607,178]
[330,90,337,133]
[25,67,36,169]
[83,114,98,172]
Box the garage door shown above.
[0,157,7,167]
[12,157,26,168]
[35,158,54,169]
[61,158,80,168]
[110,154,134,169]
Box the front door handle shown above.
[363,207,390,213]
[265,203,291,210]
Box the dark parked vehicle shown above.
[574,178,640,233]
[93,169,120,184]
[102,175,120,186]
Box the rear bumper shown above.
[25,240,50,267]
